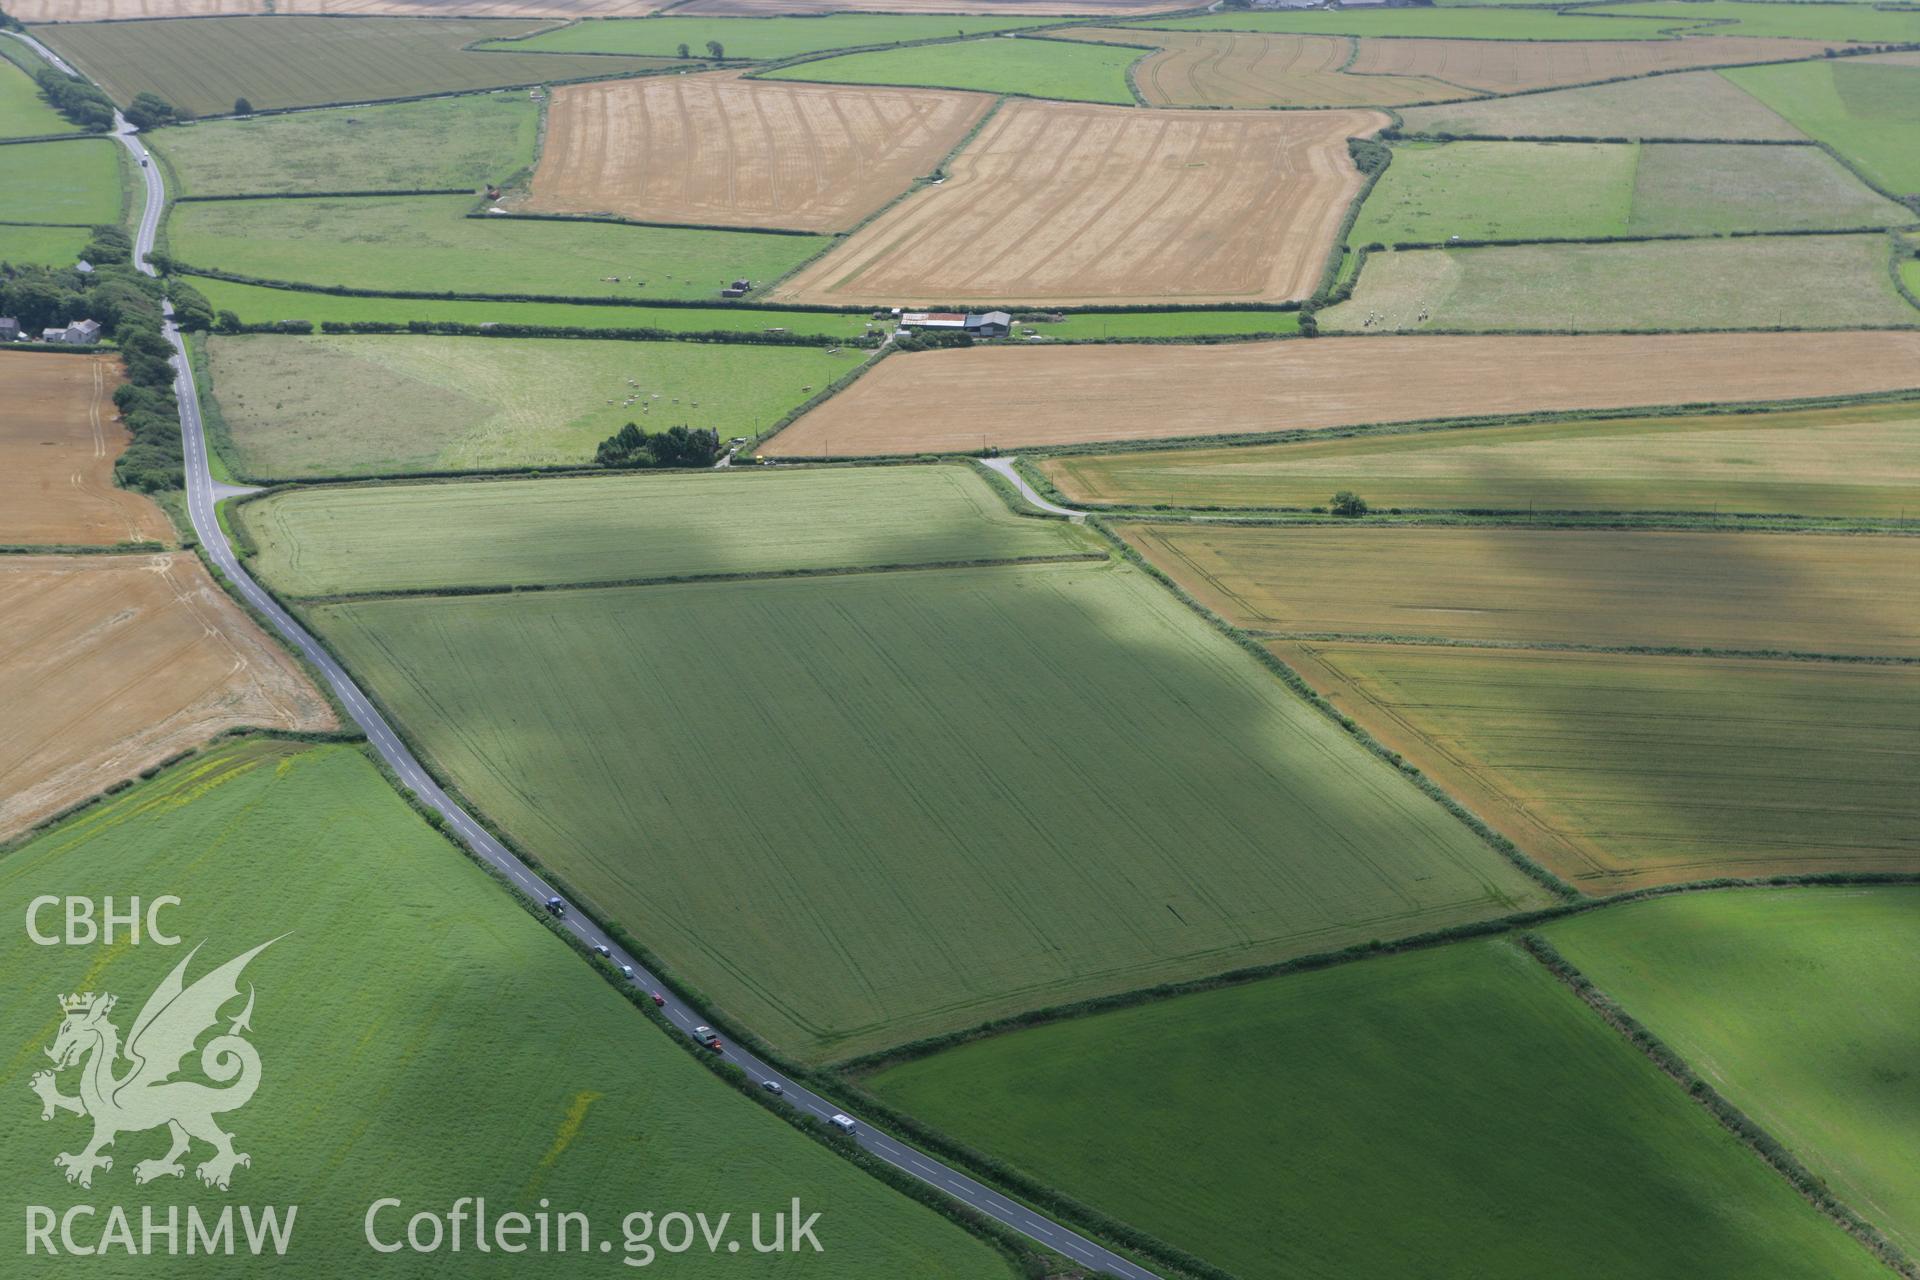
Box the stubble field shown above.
[525,74,990,233]
[202,333,862,478]
[1396,69,1805,140]
[0,739,1008,1278]
[1347,35,1850,95]
[774,98,1383,305]
[1065,29,1467,107]
[0,352,173,547]
[306,558,1549,1060]
[1037,400,1920,516]
[762,331,1920,455]
[0,554,335,839]
[1275,642,1920,887]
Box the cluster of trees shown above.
[674,41,726,58]
[29,66,181,132]
[594,422,723,470]
[124,91,180,130]
[891,330,974,352]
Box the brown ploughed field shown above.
[0,352,172,548]
[0,554,337,838]
[772,98,1382,306]
[1068,29,1470,107]
[1350,36,1851,95]
[761,331,1920,456]
[525,74,991,233]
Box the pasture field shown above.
[0,137,122,226]
[38,17,682,117]
[1122,523,1920,655]
[238,464,1088,596]
[1397,68,1806,139]
[1725,54,1920,196]
[183,274,876,336]
[0,739,1011,1279]
[0,49,73,138]
[1039,400,1920,516]
[482,14,1056,57]
[1066,29,1467,108]
[0,222,88,266]
[762,331,1920,455]
[308,559,1550,1060]
[1324,233,1919,332]
[763,35,1142,105]
[1277,643,1920,886]
[167,196,829,301]
[862,936,1891,1280]
[1547,888,1920,1252]
[525,75,990,233]
[671,0,1185,12]
[151,93,538,197]
[0,352,172,547]
[203,333,861,477]
[774,99,1381,306]
[1347,35,1846,94]
[1352,141,1907,244]
[1140,10,1679,41]
[279,0,668,13]
[1607,1,1920,43]
[0,554,335,839]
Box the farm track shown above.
[115,111,1155,1280]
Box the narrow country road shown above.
[104,113,1151,1279]
[979,456,1088,520]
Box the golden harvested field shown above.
[1069,29,1470,107]
[1275,642,1920,889]
[525,74,990,233]
[762,331,1920,456]
[773,99,1382,306]
[9,0,257,19]
[1118,523,1920,656]
[0,352,172,548]
[0,553,336,838]
[1350,36,1851,95]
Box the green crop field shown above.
[1277,643,1920,887]
[166,196,828,301]
[1352,141,1906,245]
[1724,55,1920,196]
[863,935,1890,1280]
[1547,887,1920,1256]
[763,37,1141,105]
[239,464,1088,596]
[1397,69,1807,140]
[152,94,538,198]
[39,17,684,117]
[0,137,122,226]
[1133,9,1676,40]
[202,333,864,478]
[482,15,1054,59]
[183,275,877,338]
[0,50,73,139]
[0,221,89,267]
[306,559,1550,1060]
[1040,400,1920,516]
[0,739,1008,1278]
[1324,233,1919,331]
[1030,309,1302,340]
[1607,1,1920,42]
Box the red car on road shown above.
[650,991,666,1007]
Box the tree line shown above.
[594,421,723,470]
[32,66,179,132]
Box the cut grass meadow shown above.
[0,739,1011,1278]
[152,93,538,197]
[182,274,879,338]
[762,36,1142,104]
[862,934,1893,1280]
[0,137,123,226]
[484,15,1056,59]
[305,557,1551,1061]
[1724,54,1920,196]
[0,48,74,139]
[203,333,865,478]
[238,463,1087,596]
[1037,400,1920,517]
[1546,887,1920,1256]
[1324,233,1920,332]
[1397,69,1807,141]
[166,195,829,301]
[1351,141,1908,245]
[39,16,684,117]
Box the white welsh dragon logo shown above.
[29,939,278,1192]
